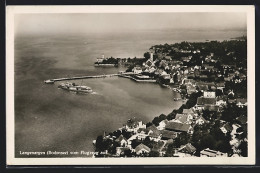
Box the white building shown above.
[96,54,105,63]
[132,66,142,74]
[203,91,216,98]
[157,120,169,130]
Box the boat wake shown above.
[91,92,101,95]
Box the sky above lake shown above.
[15,12,247,36]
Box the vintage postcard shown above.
[6,5,255,165]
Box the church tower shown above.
[150,52,153,61]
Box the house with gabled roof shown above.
[236,98,247,108]
[148,130,161,142]
[181,56,191,62]
[183,79,196,86]
[216,95,228,106]
[200,75,208,81]
[195,97,216,111]
[203,64,214,71]
[200,148,228,157]
[228,99,236,104]
[135,143,151,155]
[157,119,169,130]
[132,66,143,74]
[151,141,165,156]
[197,84,208,92]
[220,123,233,134]
[115,135,128,147]
[183,108,194,114]
[146,125,161,141]
[161,130,178,140]
[186,84,197,96]
[116,147,130,156]
[204,105,219,112]
[145,125,158,134]
[175,113,193,124]
[125,117,146,133]
[183,108,198,119]
[195,116,206,125]
[236,115,247,125]
[197,97,216,105]
[224,76,232,82]
[165,122,191,133]
[216,82,225,90]
[178,143,196,155]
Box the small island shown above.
[93,38,248,158]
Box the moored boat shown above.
[174,98,181,101]
[44,79,55,84]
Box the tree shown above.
[112,130,122,138]
[177,104,186,114]
[146,122,153,128]
[178,132,190,146]
[124,149,135,157]
[95,135,113,153]
[159,114,167,120]
[144,52,150,61]
[131,139,141,149]
[173,136,181,148]
[108,141,120,154]
[216,89,223,96]
[174,74,178,83]
[165,143,175,157]
[121,129,132,139]
[152,117,161,126]
[200,134,216,150]
[221,104,244,124]
[167,110,177,120]
[143,137,154,148]
[185,91,202,109]
[95,135,104,152]
[152,114,167,126]
[210,126,226,141]
[202,109,211,121]
[149,151,160,157]
[238,141,248,157]
[216,140,232,154]
[236,127,243,133]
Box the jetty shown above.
[44,72,157,84]
[44,74,119,84]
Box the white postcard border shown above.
[6,5,255,165]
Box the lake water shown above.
[14,30,245,157]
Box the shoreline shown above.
[118,74,157,83]
[94,64,117,67]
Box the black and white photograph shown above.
[6,5,255,165]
